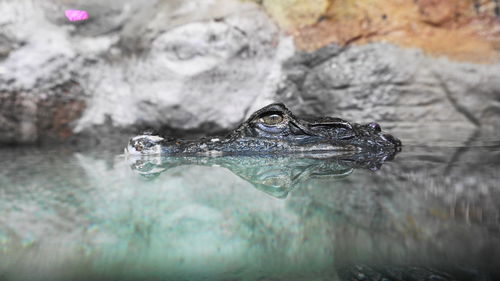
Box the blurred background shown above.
[1,0,499,148]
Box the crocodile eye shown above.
[367,122,381,132]
[260,114,284,126]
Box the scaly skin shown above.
[125,103,402,156]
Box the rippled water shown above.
[1,134,500,281]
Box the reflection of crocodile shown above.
[127,151,395,198]
[125,103,401,156]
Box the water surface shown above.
[1,135,499,281]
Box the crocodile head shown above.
[125,103,401,156]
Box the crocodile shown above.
[125,103,401,156]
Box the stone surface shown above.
[256,0,500,62]
[0,0,87,144]
[274,43,500,134]
[0,0,291,145]
[0,0,499,145]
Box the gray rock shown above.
[0,0,290,145]
[276,43,500,134]
[0,0,87,143]
[76,9,282,132]
[1,0,499,145]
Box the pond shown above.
[0,131,499,281]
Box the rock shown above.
[257,0,500,62]
[275,43,500,135]
[260,0,330,29]
[73,1,288,138]
[0,0,87,144]
[0,0,290,145]
[416,0,459,25]
[433,61,500,130]
[0,0,500,146]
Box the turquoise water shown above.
[0,137,500,281]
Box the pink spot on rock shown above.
[65,9,89,22]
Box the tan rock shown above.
[257,0,500,63]
[261,0,330,29]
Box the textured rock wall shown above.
[257,0,500,62]
[0,0,292,145]
[0,0,499,145]
[276,44,500,132]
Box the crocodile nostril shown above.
[393,137,402,147]
[381,133,402,147]
[368,122,381,132]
